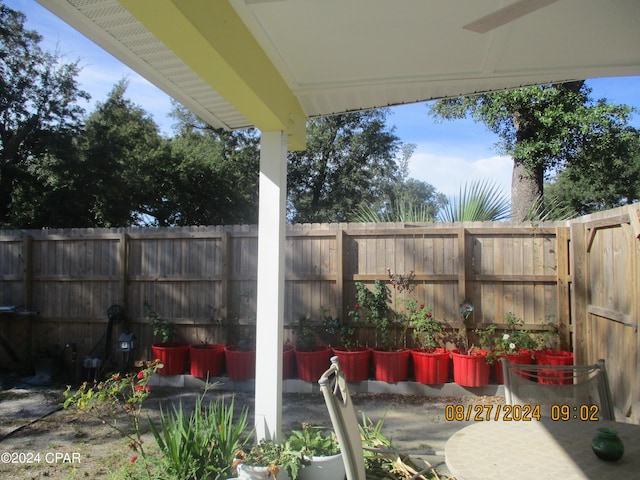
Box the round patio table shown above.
[445,418,640,480]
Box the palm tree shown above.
[438,179,510,222]
[349,200,436,223]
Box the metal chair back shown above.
[318,356,367,480]
[501,357,615,420]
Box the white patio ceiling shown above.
[37,0,640,150]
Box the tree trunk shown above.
[510,158,542,222]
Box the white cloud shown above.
[408,148,512,199]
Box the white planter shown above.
[299,453,345,480]
[236,463,291,480]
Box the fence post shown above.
[336,228,345,326]
[119,232,128,312]
[570,221,587,363]
[555,226,571,351]
[457,227,467,305]
[221,231,230,324]
[22,234,34,360]
[22,234,33,310]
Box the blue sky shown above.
[9,0,640,198]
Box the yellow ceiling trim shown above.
[118,0,306,150]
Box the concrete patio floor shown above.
[151,375,506,477]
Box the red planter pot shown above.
[411,348,450,385]
[332,347,371,382]
[534,349,574,384]
[494,350,533,384]
[282,343,296,380]
[295,346,332,382]
[451,350,490,387]
[151,342,189,376]
[372,348,410,383]
[225,346,256,381]
[189,343,225,379]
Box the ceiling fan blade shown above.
[463,0,560,34]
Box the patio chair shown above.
[318,356,434,480]
[501,357,615,420]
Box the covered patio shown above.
[36,0,640,442]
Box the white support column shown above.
[254,130,288,441]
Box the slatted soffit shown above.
[38,0,640,150]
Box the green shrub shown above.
[148,391,252,480]
[286,423,340,457]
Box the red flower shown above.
[420,304,425,310]
[354,303,359,309]
[137,371,145,380]
[426,312,432,318]
[130,455,138,463]
[112,374,121,381]
[134,385,143,391]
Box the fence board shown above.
[571,206,639,422]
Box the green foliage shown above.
[63,361,161,459]
[404,299,442,350]
[350,199,437,223]
[498,313,539,353]
[80,80,170,227]
[351,281,403,349]
[286,423,340,457]
[544,127,640,216]
[342,304,362,349]
[431,82,638,221]
[359,413,441,479]
[161,105,261,226]
[0,2,89,228]
[148,391,252,480]
[472,323,498,363]
[437,179,510,222]
[235,439,304,480]
[448,301,475,353]
[523,193,577,222]
[287,110,401,223]
[295,313,318,351]
[474,313,538,364]
[536,320,560,350]
[146,302,175,343]
[295,307,336,350]
[348,143,445,224]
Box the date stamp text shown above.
[445,404,541,421]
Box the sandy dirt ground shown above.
[0,379,503,479]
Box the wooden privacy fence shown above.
[570,205,640,422]
[0,206,638,421]
[0,221,567,359]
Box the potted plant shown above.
[234,439,303,480]
[189,342,225,379]
[286,424,344,480]
[406,299,449,385]
[148,303,189,376]
[294,309,332,383]
[450,301,491,387]
[189,305,226,379]
[331,300,371,382]
[358,280,410,383]
[533,321,573,384]
[223,314,258,381]
[148,391,252,480]
[282,342,296,380]
[491,312,536,384]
